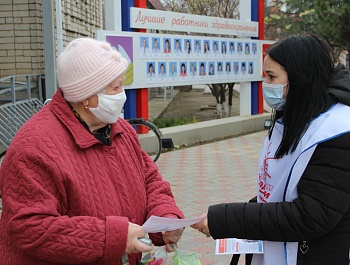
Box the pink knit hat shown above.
[57,38,128,102]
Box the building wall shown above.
[0,0,103,79]
[0,0,43,78]
[61,0,103,46]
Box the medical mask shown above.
[89,91,127,124]
[262,82,288,111]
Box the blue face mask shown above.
[262,82,288,110]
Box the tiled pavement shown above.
[155,130,268,265]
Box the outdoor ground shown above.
[153,87,241,123]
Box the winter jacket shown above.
[208,65,350,265]
[0,89,184,265]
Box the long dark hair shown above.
[268,34,336,157]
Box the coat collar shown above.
[50,89,124,149]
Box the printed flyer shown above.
[215,238,263,255]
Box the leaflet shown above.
[142,215,205,233]
[215,238,263,255]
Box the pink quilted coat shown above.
[0,89,184,265]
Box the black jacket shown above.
[209,65,350,265]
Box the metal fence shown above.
[0,74,44,152]
[0,74,43,103]
[0,98,43,151]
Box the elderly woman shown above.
[0,38,184,265]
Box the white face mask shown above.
[89,91,127,124]
[262,82,288,111]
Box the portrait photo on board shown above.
[225,62,231,74]
[193,39,201,56]
[252,42,258,56]
[199,62,206,76]
[189,62,197,77]
[212,40,219,56]
[169,61,177,79]
[158,62,167,80]
[163,38,172,56]
[221,41,227,55]
[241,61,247,76]
[179,62,187,79]
[248,62,254,75]
[229,41,235,55]
[209,62,215,76]
[174,38,182,56]
[237,42,243,55]
[203,40,210,56]
[233,61,239,75]
[140,36,149,58]
[217,62,223,75]
[146,62,155,82]
[151,37,161,57]
[244,42,250,56]
[184,39,192,57]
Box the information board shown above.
[97,30,274,89]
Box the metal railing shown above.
[0,99,43,150]
[0,74,44,153]
[0,74,43,103]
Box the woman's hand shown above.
[162,227,184,252]
[125,222,154,254]
[190,213,211,237]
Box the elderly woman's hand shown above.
[162,227,184,252]
[126,222,154,254]
[190,213,211,238]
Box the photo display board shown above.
[97,30,272,89]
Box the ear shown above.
[284,83,290,98]
[82,99,89,108]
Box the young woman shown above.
[164,39,171,53]
[147,63,155,78]
[212,41,219,54]
[221,42,227,54]
[204,41,210,54]
[194,40,201,54]
[208,63,215,75]
[248,62,253,74]
[199,62,206,76]
[174,39,181,54]
[217,63,223,75]
[180,63,187,77]
[185,40,191,54]
[159,63,166,77]
[229,42,235,54]
[241,62,246,75]
[225,62,231,74]
[192,34,350,265]
[190,63,196,76]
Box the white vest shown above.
[251,103,350,265]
